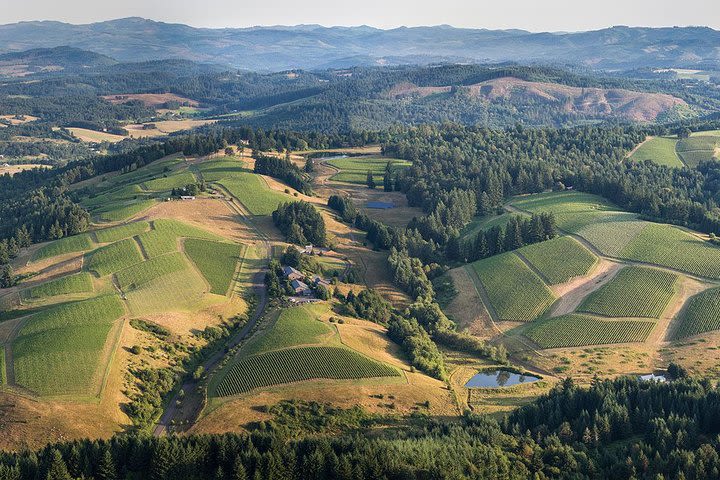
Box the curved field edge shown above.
[523,314,655,348]
[672,287,720,340]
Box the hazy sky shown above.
[3,0,720,31]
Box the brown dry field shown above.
[442,267,495,337]
[0,164,49,176]
[102,93,199,107]
[67,127,126,143]
[124,120,215,138]
[0,114,39,125]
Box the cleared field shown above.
[142,171,196,191]
[672,287,720,339]
[214,346,400,397]
[327,156,411,184]
[578,266,677,318]
[86,239,144,276]
[218,175,291,216]
[619,224,720,279]
[243,306,332,356]
[470,252,555,321]
[94,221,150,244]
[67,127,126,143]
[629,137,683,167]
[115,252,188,291]
[518,236,597,285]
[676,136,719,167]
[184,239,244,295]
[12,295,125,396]
[124,267,210,315]
[21,272,94,300]
[32,234,94,262]
[195,158,249,182]
[124,120,215,138]
[525,314,655,348]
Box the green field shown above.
[518,237,597,285]
[676,136,719,167]
[32,234,94,262]
[214,346,400,397]
[327,156,411,184]
[12,295,125,396]
[142,171,197,191]
[22,272,94,300]
[242,305,333,356]
[460,212,522,241]
[629,137,683,167]
[218,174,291,215]
[672,287,720,339]
[194,157,249,182]
[578,266,677,319]
[469,252,555,322]
[136,219,222,258]
[94,221,150,244]
[86,238,144,277]
[96,200,157,222]
[184,239,244,295]
[115,252,188,291]
[124,266,210,316]
[525,314,655,348]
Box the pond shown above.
[465,369,541,388]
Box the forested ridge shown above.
[1,377,719,479]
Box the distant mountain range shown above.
[0,17,718,71]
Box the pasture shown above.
[86,238,144,276]
[525,314,655,348]
[469,252,555,321]
[22,272,94,300]
[672,287,720,339]
[67,127,126,143]
[213,346,400,397]
[518,236,597,285]
[327,156,411,185]
[578,266,677,318]
[32,234,94,262]
[184,239,245,295]
[628,137,683,167]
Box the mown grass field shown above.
[525,314,655,348]
[86,238,144,276]
[184,239,245,295]
[214,346,400,397]
[94,221,150,244]
[470,252,555,321]
[21,272,94,300]
[327,156,411,184]
[672,287,720,339]
[629,137,683,167]
[115,252,188,291]
[32,234,94,262]
[578,266,677,318]
[518,236,597,285]
[12,295,125,396]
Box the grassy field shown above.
[676,136,719,167]
[115,252,188,291]
[218,175,292,215]
[124,266,210,315]
[86,239,144,277]
[525,314,655,348]
[327,156,412,185]
[470,252,555,321]
[12,295,125,396]
[21,272,94,300]
[96,200,157,222]
[460,212,522,241]
[94,221,150,244]
[141,171,197,191]
[194,158,249,182]
[518,236,597,285]
[243,306,333,356]
[629,137,683,167]
[32,234,94,262]
[672,288,720,339]
[213,346,400,397]
[578,266,677,318]
[184,239,245,295]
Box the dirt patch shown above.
[14,253,84,287]
[123,120,215,138]
[443,267,494,337]
[649,277,711,345]
[547,259,622,317]
[336,319,408,370]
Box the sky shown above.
[3,0,719,31]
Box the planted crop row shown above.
[22,272,94,300]
[184,239,244,295]
[115,252,188,291]
[32,234,94,262]
[578,266,677,318]
[525,314,655,348]
[86,238,144,276]
[518,236,597,285]
[242,305,332,356]
[215,346,399,397]
[94,221,150,244]
[673,287,720,340]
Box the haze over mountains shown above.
[0,17,718,71]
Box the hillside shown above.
[0,19,718,71]
[0,46,117,77]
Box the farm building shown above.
[282,266,304,281]
[290,279,311,296]
[180,195,196,200]
[312,275,331,289]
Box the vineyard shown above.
[141,171,197,191]
[96,200,157,223]
[470,252,555,321]
[578,266,678,318]
[136,229,179,258]
[676,136,719,167]
[243,305,334,356]
[124,265,209,315]
[327,156,411,184]
[22,272,94,300]
[218,174,292,216]
[94,221,150,244]
[525,314,655,348]
[86,238,144,277]
[32,234,94,262]
[672,287,720,339]
[194,157,249,182]
[214,346,400,397]
[115,252,188,291]
[184,239,244,295]
[628,136,683,167]
[518,236,597,285]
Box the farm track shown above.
[547,261,623,318]
[513,251,552,285]
[152,178,271,436]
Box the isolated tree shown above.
[366,171,376,189]
[304,157,315,173]
[383,162,393,192]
